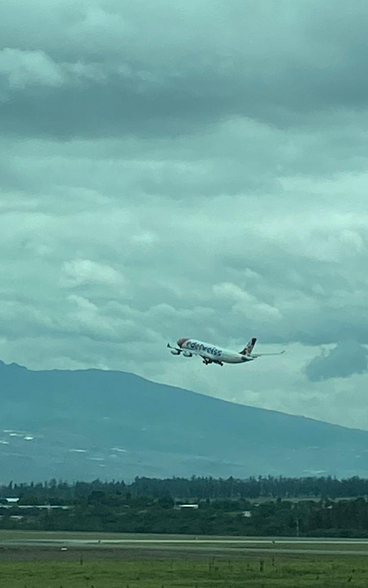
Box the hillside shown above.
[0,360,367,482]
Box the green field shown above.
[0,531,368,586]
[0,556,368,587]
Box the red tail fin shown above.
[240,337,257,355]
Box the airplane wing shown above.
[167,343,211,362]
[167,343,180,351]
[250,350,286,358]
[167,343,201,356]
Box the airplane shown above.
[167,337,285,366]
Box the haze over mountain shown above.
[0,360,367,483]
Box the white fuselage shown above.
[180,339,253,364]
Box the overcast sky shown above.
[1,0,368,430]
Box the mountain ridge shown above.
[0,358,361,432]
[0,359,367,482]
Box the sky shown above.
[1,0,368,430]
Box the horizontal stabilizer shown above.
[251,350,286,358]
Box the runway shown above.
[2,535,368,557]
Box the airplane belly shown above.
[218,351,252,363]
[220,352,242,363]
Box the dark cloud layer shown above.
[2,1,368,138]
[306,341,368,381]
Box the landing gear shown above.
[202,358,223,366]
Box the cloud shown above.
[61,259,125,288]
[306,341,368,381]
[0,49,65,90]
[1,1,368,139]
[1,0,368,432]
[212,282,281,323]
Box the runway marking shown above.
[4,538,368,546]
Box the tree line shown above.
[3,475,368,501]
[2,491,368,537]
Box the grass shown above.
[1,531,368,586]
[0,556,368,587]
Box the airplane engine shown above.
[183,351,193,357]
[170,349,180,355]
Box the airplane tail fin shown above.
[240,337,257,356]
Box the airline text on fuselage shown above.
[185,341,222,357]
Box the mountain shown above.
[0,359,367,482]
